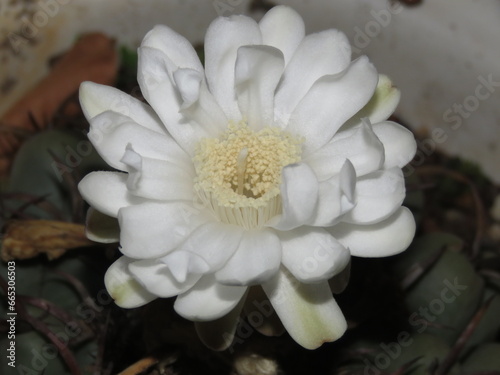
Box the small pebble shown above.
[488,223,500,242]
[233,353,278,375]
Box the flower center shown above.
[193,122,303,229]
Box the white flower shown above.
[78,6,417,350]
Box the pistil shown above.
[236,148,249,196]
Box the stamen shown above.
[193,122,303,229]
[236,148,248,196]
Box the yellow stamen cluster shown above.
[193,123,303,229]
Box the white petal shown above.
[372,121,417,169]
[137,47,212,155]
[118,202,208,259]
[342,168,405,224]
[287,56,378,155]
[345,74,401,126]
[216,229,282,286]
[104,256,156,308]
[79,171,145,218]
[258,5,305,65]
[242,287,285,337]
[329,260,351,294]
[195,295,247,351]
[235,45,285,129]
[174,274,247,321]
[173,68,202,109]
[87,110,188,171]
[262,268,347,349]
[179,221,244,271]
[308,160,356,227]
[279,227,350,283]
[274,29,351,125]
[173,69,228,134]
[329,207,416,257]
[141,25,203,73]
[306,119,384,181]
[128,258,201,298]
[136,46,181,123]
[204,15,262,121]
[370,74,401,123]
[269,163,319,231]
[121,146,195,201]
[79,82,165,133]
[160,251,210,284]
[85,207,119,243]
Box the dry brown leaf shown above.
[0,32,118,176]
[116,357,159,375]
[1,220,94,261]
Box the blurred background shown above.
[1,0,499,182]
[1,1,499,374]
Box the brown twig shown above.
[389,356,423,375]
[434,296,495,375]
[21,296,95,349]
[95,311,111,375]
[399,246,446,290]
[52,270,101,313]
[0,192,66,221]
[0,276,82,375]
[47,149,85,223]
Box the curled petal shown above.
[137,47,215,155]
[87,110,188,171]
[287,56,378,155]
[269,163,319,231]
[159,251,210,284]
[345,74,401,126]
[137,46,181,124]
[372,121,417,169]
[235,45,285,129]
[279,227,350,283]
[174,274,247,321]
[79,171,145,218]
[259,5,305,65]
[79,81,164,133]
[174,69,228,133]
[204,15,262,121]
[306,119,384,181]
[216,229,282,286]
[329,207,416,257]
[342,168,406,224]
[309,161,356,227]
[141,24,203,73]
[104,256,156,308]
[85,207,119,243]
[121,146,195,201]
[262,268,347,349]
[128,258,201,298]
[173,68,202,109]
